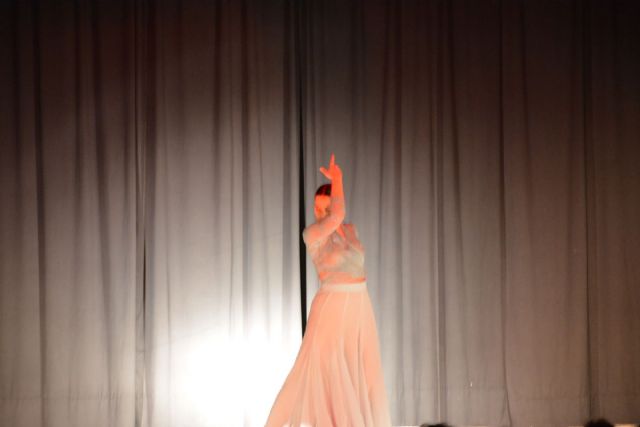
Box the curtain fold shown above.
[0,1,139,426]
[1,1,639,427]
[587,0,640,419]
[140,1,301,425]
[501,1,590,424]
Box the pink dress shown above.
[265,197,392,427]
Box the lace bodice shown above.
[303,195,366,287]
[305,223,366,285]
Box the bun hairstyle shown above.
[315,183,331,197]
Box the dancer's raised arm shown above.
[303,153,345,246]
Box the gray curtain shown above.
[1,1,139,426]
[1,1,638,427]
[141,1,301,425]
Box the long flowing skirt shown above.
[265,281,392,427]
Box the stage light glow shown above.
[176,329,301,426]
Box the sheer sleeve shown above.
[302,195,345,247]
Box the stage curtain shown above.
[1,1,638,426]
[139,0,301,425]
[1,1,140,426]
[299,0,639,425]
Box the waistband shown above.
[318,281,367,293]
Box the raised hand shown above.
[319,153,342,181]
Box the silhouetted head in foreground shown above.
[419,423,452,427]
[584,418,614,427]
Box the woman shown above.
[265,154,392,426]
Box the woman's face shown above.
[314,195,331,221]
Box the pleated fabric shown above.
[265,282,392,427]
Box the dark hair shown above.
[315,184,331,197]
[584,419,614,427]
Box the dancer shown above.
[265,154,392,426]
